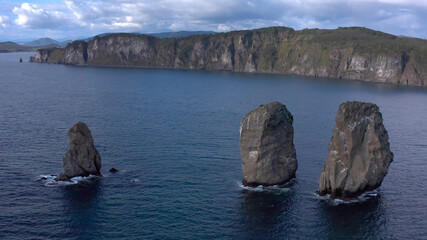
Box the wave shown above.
[37,174,100,187]
[238,181,292,194]
[315,190,379,206]
[130,178,140,183]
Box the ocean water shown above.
[0,52,426,239]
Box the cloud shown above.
[3,0,427,40]
[378,0,427,7]
[217,24,231,32]
[60,0,427,36]
[58,0,305,32]
[64,0,153,31]
[13,3,70,29]
[0,15,11,28]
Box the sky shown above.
[0,0,426,41]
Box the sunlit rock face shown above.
[319,101,393,199]
[64,41,87,65]
[239,102,297,186]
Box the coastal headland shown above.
[31,26,427,87]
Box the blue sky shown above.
[0,0,426,41]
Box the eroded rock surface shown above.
[30,27,427,87]
[56,122,102,181]
[240,102,297,186]
[319,101,393,198]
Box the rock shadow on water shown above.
[316,192,389,239]
[236,182,297,239]
[61,177,104,239]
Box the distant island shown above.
[0,42,36,53]
[22,37,67,47]
[0,31,215,53]
[30,26,427,87]
[0,37,69,53]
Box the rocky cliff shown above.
[240,102,297,186]
[56,122,102,181]
[31,27,427,86]
[318,101,393,199]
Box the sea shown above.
[0,52,426,239]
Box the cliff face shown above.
[31,47,66,64]
[240,102,297,186]
[319,101,393,199]
[30,27,427,87]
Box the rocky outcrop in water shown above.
[240,102,297,186]
[318,101,393,198]
[30,27,427,87]
[56,122,102,181]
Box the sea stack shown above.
[240,102,297,186]
[56,122,102,181]
[319,101,393,199]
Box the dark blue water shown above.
[0,52,426,239]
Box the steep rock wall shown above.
[30,27,427,87]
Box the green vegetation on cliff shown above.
[31,26,427,87]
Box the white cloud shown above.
[169,22,186,31]
[64,0,156,31]
[13,3,70,29]
[0,15,11,28]
[111,21,141,29]
[2,0,427,40]
[378,0,427,7]
[217,24,231,32]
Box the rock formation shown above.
[30,27,427,87]
[240,102,297,186]
[318,101,393,198]
[64,41,87,65]
[56,122,102,181]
